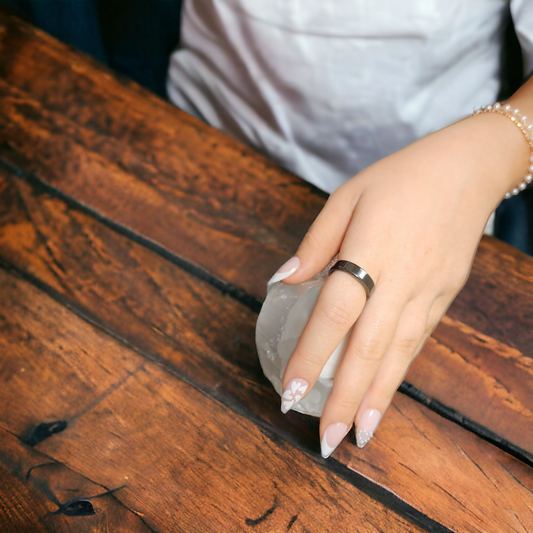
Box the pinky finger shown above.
[353,299,438,448]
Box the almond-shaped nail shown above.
[281,378,309,414]
[268,256,300,284]
[356,409,382,448]
[321,422,348,459]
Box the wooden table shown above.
[0,13,532,533]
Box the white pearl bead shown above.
[504,104,512,111]
[526,174,533,183]
[474,109,481,114]
[522,116,528,122]
[519,182,527,190]
[527,124,533,130]
[494,102,501,109]
[529,165,533,173]
[505,192,512,199]
[486,104,493,111]
[514,108,520,114]
[512,188,520,195]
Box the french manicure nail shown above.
[356,409,382,448]
[321,422,348,459]
[281,378,309,414]
[268,256,300,284]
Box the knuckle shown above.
[356,335,388,363]
[394,335,420,357]
[424,320,437,337]
[319,300,352,328]
[442,267,470,294]
[371,380,398,400]
[428,297,450,326]
[328,186,346,205]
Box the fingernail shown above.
[281,378,309,414]
[356,409,382,448]
[268,256,300,284]
[321,422,348,459]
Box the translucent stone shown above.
[256,268,351,417]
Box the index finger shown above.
[280,266,367,413]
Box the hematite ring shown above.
[329,260,375,298]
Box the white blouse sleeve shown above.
[511,0,533,77]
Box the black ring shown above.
[329,260,375,298]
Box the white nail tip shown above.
[268,267,298,285]
[321,432,336,459]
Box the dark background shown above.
[1,0,183,97]
[1,0,532,255]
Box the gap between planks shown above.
[0,156,531,472]
[0,263,450,533]
[0,157,533,467]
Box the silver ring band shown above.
[329,260,375,298]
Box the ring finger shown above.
[319,285,405,458]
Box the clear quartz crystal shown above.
[256,267,351,417]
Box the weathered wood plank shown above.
[0,428,153,533]
[0,12,531,343]
[0,266,424,533]
[0,226,142,435]
[0,42,532,460]
[1,13,531,349]
[446,236,533,355]
[0,15,320,302]
[410,314,533,454]
[38,363,429,533]
[0,169,531,531]
[0,462,56,533]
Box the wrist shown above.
[441,112,531,206]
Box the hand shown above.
[274,112,527,457]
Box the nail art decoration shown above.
[281,378,309,414]
[356,409,382,448]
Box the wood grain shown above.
[0,12,533,531]
[1,14,529,355]
[0,461,54,533]
[0,266,422,533]
[447,236,533,355]
[409,314,533,454]
[0,13,531,460]
[0,428,153,533]
[0,252,142,435]
[0,14,322,301]
[0,168,532,531]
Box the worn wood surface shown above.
[0,12,532,533]
[1,163,533,532]
[0,266,424,533]
[0,13,532,463]
[0,428,153,533]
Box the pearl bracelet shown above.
[473,102,533,199]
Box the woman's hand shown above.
[273,111,529,457]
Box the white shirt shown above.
[167,0,533,194]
